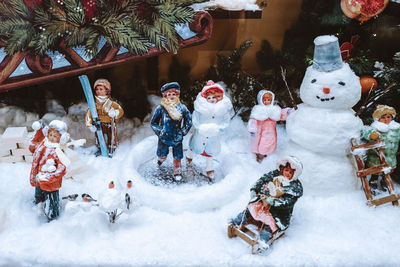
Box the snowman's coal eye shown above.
[311,79,316,83]
[338,81,345,86]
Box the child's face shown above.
[282,166,295,180]
[262,93,273,105]
[379,113,393,125]
[48,129,61,143]
[95,85,108,96]
[205,90,222,103]
[164,89,178,101]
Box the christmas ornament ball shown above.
[360,76,377,93]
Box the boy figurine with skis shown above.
[362,105,400,190]
[186,80,233,180]
[228,156,303,253]
[85,78,124,156]
[29,120,71,221]
[150,82,192,180]
[248,90,291,163]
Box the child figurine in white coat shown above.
[186,80,233,180]
[248,90,291,163]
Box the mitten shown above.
[369,131,380,140]
[108,108,118,118]
[89,125,97,133]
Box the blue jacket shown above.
[150,104,192,146]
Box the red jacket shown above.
[29,129,66,191]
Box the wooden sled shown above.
[350,138,400,206]
[227,216,285,254]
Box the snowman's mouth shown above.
[316,96,335,102]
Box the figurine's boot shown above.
[173,158,182,181]
[206,170,215,180]
[369,175,379,195]
[158,156,167,166]
[256,153,267,163]
[205,157,214,180]
[186,149,194,167]
[380,177,387,192]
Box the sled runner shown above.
[227,217,285,254]
[350,138,400,206]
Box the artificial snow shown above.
[1,104,400,266]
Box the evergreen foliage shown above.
[0,0,206,56]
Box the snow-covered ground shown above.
[1,112,400,266]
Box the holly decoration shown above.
[0,0,207,56]
[340,0,389,22]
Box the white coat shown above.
[189,93,233,157]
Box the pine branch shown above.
[63,0,86,27]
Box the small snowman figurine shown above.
[285,35,364,194]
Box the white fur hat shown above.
[43,120,70,144]
[257,90,275,106]
[276,156,303,180]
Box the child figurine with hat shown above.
[186,80,233,180]
[29,120,71,221]
[228,156,303,253]
[150,82,192,180]
[85,78,124,156]
[248,90,292,163]
[362,105,400,191]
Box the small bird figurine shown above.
[62,194,79,201]
[109,181,114,189]
[125,193,131,210]
[127,180,132,189]
[82,193,97,202]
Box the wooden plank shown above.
[229,226,258,246]
[368,194,400,206]
[357,164,390,177]
[208,9,262,19]
[351,139,385,151]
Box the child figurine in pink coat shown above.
[248,90,291,163]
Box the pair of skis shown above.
[79,75,116,157]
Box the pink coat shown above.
[248,105,289,155]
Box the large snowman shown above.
[284,35,363,194]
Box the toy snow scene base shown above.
[1,112,400,266]
[138,153,223,186]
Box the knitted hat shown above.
[276,156,303,180]
[201,80,224,98]
[94,79,111,92]
[257,90,275,106]
[372,105,396,121]
[161,82,180,93]
[312,35,343,72]
[44,120,70,144]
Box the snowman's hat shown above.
[312,35,343,72]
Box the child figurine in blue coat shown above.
[150,82,192,179]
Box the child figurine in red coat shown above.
[29,120,71,221]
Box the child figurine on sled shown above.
[85,78,124,156]
[228,156,303,253]
[150,82,192,180]
[248,90,292,163]
[29,120,71,221]
[186,80,233,180]
[362,105,400,191]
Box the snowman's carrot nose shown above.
[323,87,330,94]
